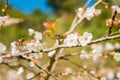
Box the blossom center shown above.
[84,37,88,41]
[70,39,74,43]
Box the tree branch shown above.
[107,10,117,36]
[0,33,120,60]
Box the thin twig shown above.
[65,0,102,35]
[59,57,82,68]
[27,72,41,80]
[45,48,62,80]
[110,31,120,36]
[65,16,85,35]
[35,64,57,80]
[58,53,80,58]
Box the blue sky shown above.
[84,0,95,8]
[4,0,95,14]
[7,0,53,14]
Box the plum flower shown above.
[65,67,72,74]
[29,61,35,67]
[11,41,21,56]
[34,31,42,40]
[114,42,120,49]
[48,50,56,57]
[116,72,120,79]
[0,16,9,26]
[71,77,77,80]
[0,42,6,53]
[63,33,78,46]
[114,52,120,62]
[26,72,34,79]
[26,40,42,52]
[84,7,101,20]
[79,32,93,46]
[17,67,24,75]
[77,7,84,18]
[105,42,114,51]
[0,15,22,26]
[0,57,3,63]
[91,44,103,54]
[28,28,35,36]
[29,59,37,67]
[100,77,107,80]
[107,71,114,80]
[84,7,95,20]
[80,50,89,59]
[111,5,120,13]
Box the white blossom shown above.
[20,45,27,52]
[34,31,42,40]
[4,18,22,26]
[114,52,120,62]
[84,7,95,20]
[17,67,24,75]
[112,5,120,13]
[28,28,35,36]
[94,9,102,16]
[107,71,114,80]
[34,40,42,52]
[29,61,35,67]
[100,77,107,80]
[26,72,34,79]
[0,43,6,53]
[48,50,56,57]
[26,53,43,60]
[11,48,21,56]
[114,42,120,49]
[11,41,17,48]
[11,41,21,56]
[80,50,89,59]
[77,7,84,18]
[65,67,72,74]
[7,70,24,80]
[64,33,78,46]
[93,53,102,61]
[27,40,42,52]
[116,72,120,79]
[105,42,114,51]
[0,16,22,26]
[84,7,101,20]
[0,16,9,26]
[26,41,35,52]
[79,32,93,46]
[91,44,103,54]
[33,53,43,59]
[71,76,77,80]
[90,70,96,75]
[0,57,3,63]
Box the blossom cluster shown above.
[77,7,101,20]
[57,67,120,80]
[79,42,120,62]
[106,5,120,27]
[9,29,44,67]
[64,32,93,47]
[106,18,120,26]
